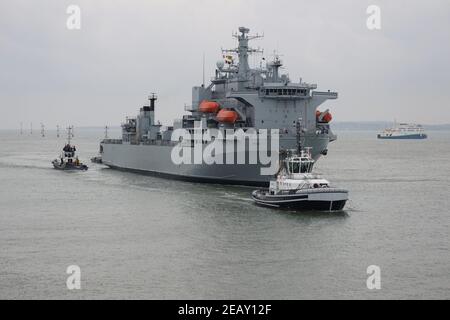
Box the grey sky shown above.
[1,0,449,129]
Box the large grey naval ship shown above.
[100,27,339,186]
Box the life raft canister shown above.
[199,100,220,113]
[216,109,239,123]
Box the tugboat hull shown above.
[252,189,348,211]
[52,161,88,171]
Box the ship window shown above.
[289,162,300,173]
[278,89,282,95]
[300,162,309,173]
[265,89,269,95]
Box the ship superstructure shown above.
[100,27,340,186]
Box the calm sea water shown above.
[0,129,449,299]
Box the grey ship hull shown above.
[101,138,330,187]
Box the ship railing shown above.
[102,139,122,144]
[140,140,177,146]
[184,105,196,112]
[312,91,338,98]
[316,123,330,135]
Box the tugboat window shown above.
[290,162,300,173]
[300,162,309,173]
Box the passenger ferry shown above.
[377,123,427,139]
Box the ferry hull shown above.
[377,134,427,140]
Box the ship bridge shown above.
[260,83,317,99]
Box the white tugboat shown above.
[52,126,88,171]
[252,119,348,211]
[252,148,348,211]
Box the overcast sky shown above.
[1,0,449,129]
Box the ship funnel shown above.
[149,93,157,111]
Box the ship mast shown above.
[40,123,45,137]
[148,93,157,109]
[223,27,263,90]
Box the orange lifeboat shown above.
[316,110,333,123]
[199,100,220,113]
[322,112,332,123]
[216,109,239,123]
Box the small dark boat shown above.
[90,156,103,164]
[52,126,88,171]
[252,149,348,211]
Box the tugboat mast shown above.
[296,118,304,155]
[67,126,74,145]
